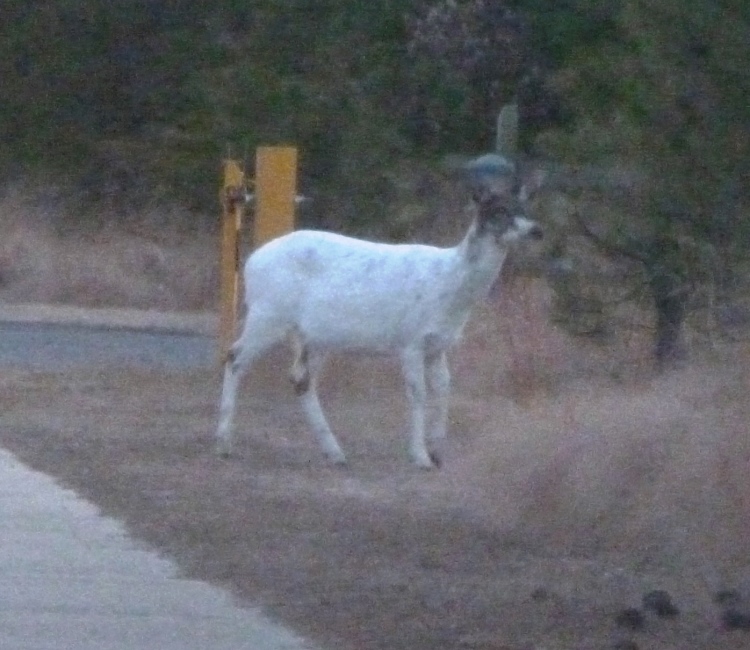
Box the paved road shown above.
[0,314,320,650]
[0,322,214,369]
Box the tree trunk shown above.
[649,264,687,369]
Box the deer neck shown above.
[453,221,509,303]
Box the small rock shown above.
[722,608,750,630]
[615,608,645,630]
[530,587,550,602]
[642,590,679,617]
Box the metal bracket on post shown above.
[495,103,519,157]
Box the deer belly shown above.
[297,294,425,352]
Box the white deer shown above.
[215,170,543,469]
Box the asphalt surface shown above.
[0,322,214,370]
[0,312,320,650]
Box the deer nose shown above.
[529,224,543,240]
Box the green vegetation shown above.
[539,0,750,363]
[0,1,419,218]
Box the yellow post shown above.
[254,146,298,247]
[218,159,246,364]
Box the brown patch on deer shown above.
[226,345,238,370]
[290,344,311,395]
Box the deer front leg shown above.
[401,348,434,469]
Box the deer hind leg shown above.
[292,341,346,465]
[215,310,287,457]
[401,347,434,469]
[425,350,450,468]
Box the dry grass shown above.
[1,335,749,649]
[2,186,750,648]
[0,187,218,310]
[447,281,750,582]
[449,363,750,563]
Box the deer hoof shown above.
[411,454,437,470]
[215,445,233,459]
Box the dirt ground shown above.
[1,314,750,650]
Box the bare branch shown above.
[571,209,648,264]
